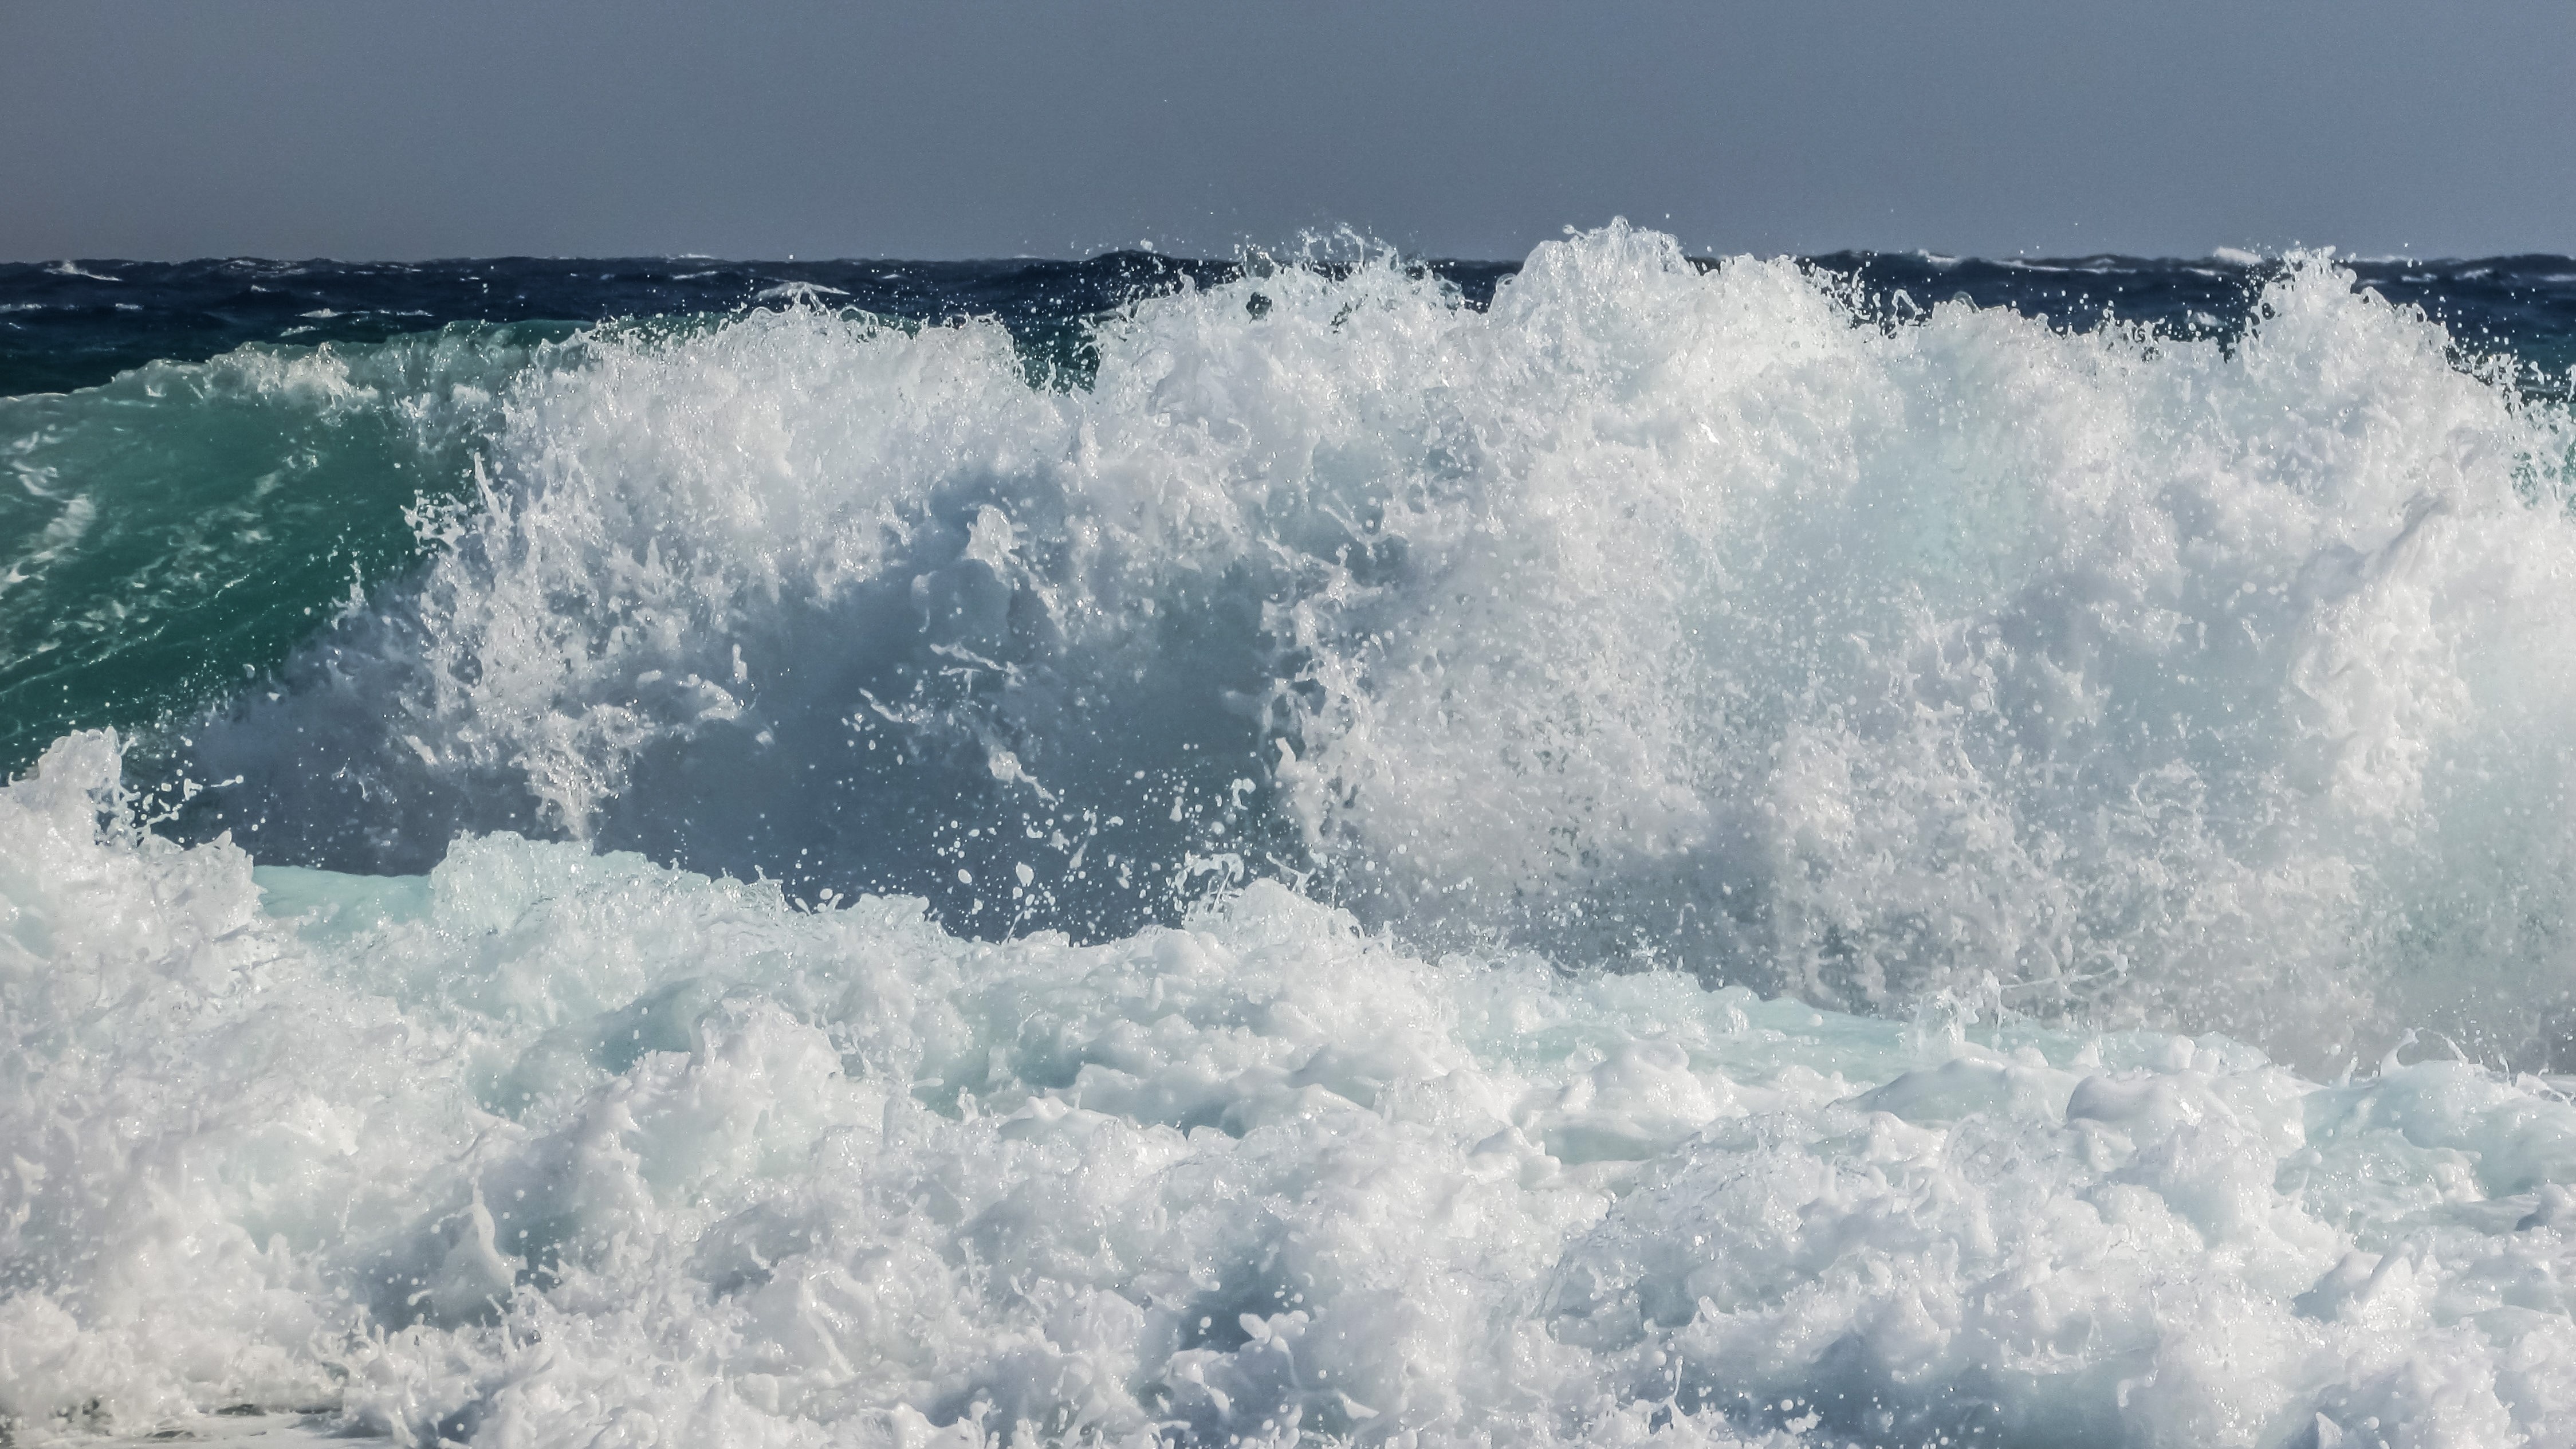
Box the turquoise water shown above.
[0,324,566,765]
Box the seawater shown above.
[8,227,2576,1447]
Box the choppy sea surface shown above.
[10,228,2576,1447]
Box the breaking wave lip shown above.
[11,224,2576,1446]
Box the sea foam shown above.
[9,731,2576,1446]
[12,225,2576,1444]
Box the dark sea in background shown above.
[17,250,2576,403]
[14,232,2576,1447]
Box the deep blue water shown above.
[13,250,2576,401]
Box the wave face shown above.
[0,324,558,763]
[10,228,2576,1445]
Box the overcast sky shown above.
[6,1,2573,263]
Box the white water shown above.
[14,226,2576,1444]
[164,226,2576,1067]
[9,733,2576,1447]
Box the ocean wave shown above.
[11,226,2576,1444]
[147,225,2576,1069]
[0,325,561,764]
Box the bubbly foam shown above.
[9,733,2576,1446]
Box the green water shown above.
[0,324,572,772]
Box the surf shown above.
[11,225,2576,1445]
[145,224,2576,1066]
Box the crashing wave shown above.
[11,226,2576,1444]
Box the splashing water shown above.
[10,227,2576,1446]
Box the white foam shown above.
[8,733,2576,1445]
[39,226,2576,1442]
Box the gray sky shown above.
[5,1,2572,262]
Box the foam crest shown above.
[1273,230,2576,1065]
